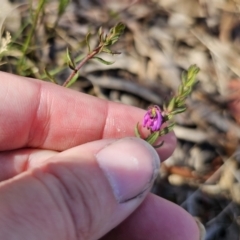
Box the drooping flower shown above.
[142,105,163,132]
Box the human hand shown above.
[0,71,202,240]
[228,80,240,124]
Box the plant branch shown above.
[62,46,102,87]
[61,22,125,87]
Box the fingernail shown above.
[194,218,206,240]
[96,137,160,203]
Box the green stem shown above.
[18,0,46,71]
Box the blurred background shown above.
[1,0,240,239]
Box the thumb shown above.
[0,137,160,240]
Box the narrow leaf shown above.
[145,131,160,145]
[106,22,125,46]
[98,26,103,42]
[185,65,200,87]
[86,32,91,53]
[167,122,175,132]
[102,47,113,54]
[113,22,125,36]
[58,0,69,16]
[181,71,188,84]
[66,48,75,69]
[167,97,176,112]
[93,57,114,65]
[159,122,175,136]
[68,63,75,71]
[66,72,79,88]
[178,85,184,95]
[134,123,141,138]
[44,68,57,84]
[102,47,120,55]
[164,114,173,121]
[182,87,192,97]
[171,107,186,115]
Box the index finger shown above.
[0,71,176,159]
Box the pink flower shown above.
[142,105,163,132]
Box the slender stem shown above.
[18,0,46,70]
[62,46,102,87]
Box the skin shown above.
[228,80,240,124]
[0,71,200,240]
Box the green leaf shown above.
[145,131,160,145]
[188,64,200,76]
[171,107,186,115]
[66,72,79,88]
[159,122,175,136]
[178,85,184,95]
[86,32,91,53]
[66,48,75,70]
[44,68,57,84]
[182,86,192,97]
[167,97,176,112]
[185,65,200,87]
[175,101,185,108]
[165,114,171,121]
[164,114,173,121]
[93,57,114,65]
[101,47,113,54]
[105,22,125,46]
[134,122,141,138]
[185,77,197,88]
[181,71,188,85]
[98,26,103,42]
[58,0,69,16]
[101,47,121,55]
[113,22,125,36]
